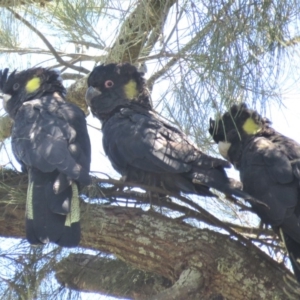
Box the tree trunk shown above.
[66,0,176,115]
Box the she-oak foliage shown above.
[1,0,300,299]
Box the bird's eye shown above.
[104,80,114,88]
[13,83,20,91]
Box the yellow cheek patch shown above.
[26,77,41,93]
[124,80,138,100]
[242,117,261,135]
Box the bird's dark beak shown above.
[208,118,216,136]
[85,86,101,106]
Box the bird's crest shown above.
[0,68,9,91]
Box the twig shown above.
[61,73,84,81]
[6,8,89,74]
[67,40,105,50]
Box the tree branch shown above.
[147,19,213,89]
[0,0,52,7]
[147,268,203,300]
[60,73,84,81]
[0,170,299,299]
[6,8,89,74]
[66,40,105,50]
[0,47,104,62]
[55,253,172,299]
[0,115,13,141]
[92,177,256,248]
[65,0,178,114]
[108,0,177,63]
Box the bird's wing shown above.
[242,136,298,226]
[275,136,300,182]
[104,110,230,175]
[103,110,203,174]
[12,97,90,184]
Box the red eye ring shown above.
[104,80,114,88]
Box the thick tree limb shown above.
[65,76,90,114]
[55,254,172,299]
[79,205,299,299]
[146,268,203,300]
[66,0,176,114]
[108,0,177,63]
[0,170,299,299]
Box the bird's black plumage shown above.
[0,67,91,247]
[209,103,300,282]
[85,63,256,201]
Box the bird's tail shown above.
[26,168,80,247]
[280,230,300,283]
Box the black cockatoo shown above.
[0,67,91,247]
[209,103,300,282]
[85,63,257,203]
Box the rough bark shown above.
[0,171,299,299]
[65,75,90,114]
[0,115,13,141]
[108,0,177,63]
[55,254,172,299]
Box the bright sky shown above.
[1,3,300,299]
